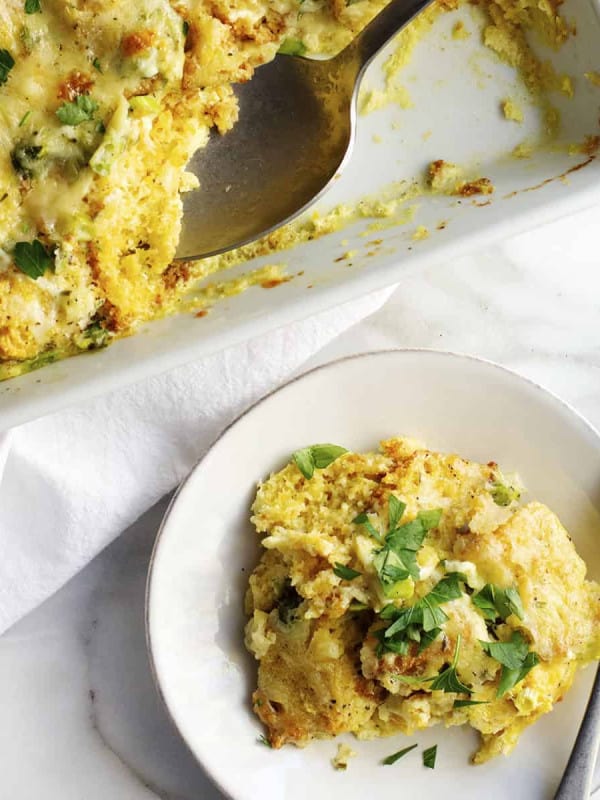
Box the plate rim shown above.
[144,347,600,799]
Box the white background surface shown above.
[0,205,599,798]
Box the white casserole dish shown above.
[1,0,599,431]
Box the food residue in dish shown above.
[584,71,600,88]
[501,98,524,124]
[428,161,495,197]
[332,742,357,770]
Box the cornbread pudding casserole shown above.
[0,0,579,377]
[245,438,600,762]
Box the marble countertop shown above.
[1,207,599,799]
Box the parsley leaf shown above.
[355,499,443,610]
[373,547,411,587]
[92,57,103,73]
[422,745,437,769]
[428,634,471,694]
[385,519,428,554]
[56,94,98,126]
[25,0,41,13]
[418,627,442,652]
[278,38,307,56]
[0,50,15,85]
[13,239,54,279]
[352,512,384,544]
[257,734,272,748]
[388,494,406,531]
[497,652,539,697]
[384,574,463,638]
[473,584,524,622]
[419,597,449,632]
[292,443,347,479]
[480,631,529,668]
[374,627,409,656]
[382,743,417,765]
[480,631,539,696]
[333,563,361,580]
[501,587,525,620]
[453,699,489,708]
[424,572,464,604]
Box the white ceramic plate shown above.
[146,350,600,800]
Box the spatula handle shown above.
[554,664,600,799]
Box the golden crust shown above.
[245,437,600,761]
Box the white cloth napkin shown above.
[0,287,393,635]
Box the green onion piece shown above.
[278,38,307,56]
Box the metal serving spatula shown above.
[175,0,432,261]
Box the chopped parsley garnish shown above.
[453,698,489,708]
[480,631,539,697]
[354,495,442,595]
[0,50,15,86]
[472,584,524,622]
[13,239,54,279]
[25,0,41,13]
[257,735,272,748]
[92,57,103,73]
[333,563,361,580]
[428,634,471,694]
[292,443,347,479]
[374,572,463,658]
[384,573,463,638]
[183,20,190,37]
[382,743,417,765]
[490,480,520,506]
[278,38,307,56]
[56,94,98,126]
[388,494,406,531]
[422,745,437,769]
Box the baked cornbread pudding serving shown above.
[0,0,581,378]
[244,438,600,763]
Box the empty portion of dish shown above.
[0,0,581,380]
[245,437,600,762]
